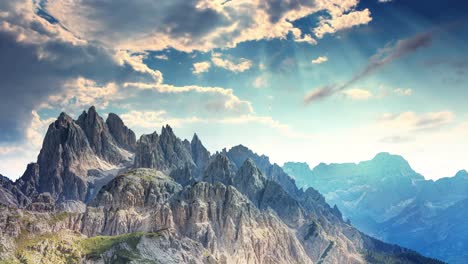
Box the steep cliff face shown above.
[74,168,313,263]
[225,145,300,198]
[134,126,195,173]
[11,107,134,203]
[191,134,210,165]
[15,163,40,198]
[35,112,98,201]
[0,175,30,207]
[106,112,137,152]
[76,106,130,164]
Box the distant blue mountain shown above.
[283,154,468,264]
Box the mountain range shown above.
[283,154,468,264]
[0,107,445,263]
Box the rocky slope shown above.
[11,107,135,203]
[0,168,443,264]
[0,107,445,264]
[283,154,468,263]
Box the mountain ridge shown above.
[283,155,467,263]
[0,107,445,264]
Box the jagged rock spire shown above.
[191,133,210,170]
[76,106,126,164]
[106,113,136,151]
[134,125,194,172]
[203,154,235,185]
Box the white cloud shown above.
[393,88,413,96]
[193,61,211,74]
[120,110,314,140]
[379,111,455,131]
[342,88,373,100]
[0,111,54,179]
[154,54,169,60]
[211,53,253,73]
[123,82,254,115]
[253,76,268,89]
[314,9,372,38]
[44,0,368,52]
[114,50,163,83]
[40,78,124,114]
[311,56,328,64]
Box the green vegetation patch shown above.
[50,211,70,223]
[79,232,161,259]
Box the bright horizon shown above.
[0,108,464,181]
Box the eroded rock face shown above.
[106,113,137,152]
[191,133,210,173]
[15,163,40,198]
[225,145,301,198]
[0,168,444,264]
[10,107,134,203]
[35,112,97,201]
[79,169,314,264]
[0,175,30,207]
[134,126,195,173]
[76,106,128,164]
[202,154,235,186]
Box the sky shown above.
[0,0,467,180]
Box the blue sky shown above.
[0,0,467,180]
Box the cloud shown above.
[120,110,314,140]
[43,0,368,52]
[311,56,328,64]
[39,78,125,114]
[253,76,268,89]
[0,111,54,179]
[379,135,413,144]
[393,88,413,96]
[314,9,372,38]
[122,82,254,115]
[154,54,169,60]
[303,85,338,104]
[342,88,373,100]
[378,0,393,3]
[211,53,253,73]
[193,61,211,74]
[0,29,155,143]
[304,31,433,104]
[379,111,455,131]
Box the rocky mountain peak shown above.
[455,169,468,179]
[56,112,73,124]
[226,145,270,168]
[371,152,409,166]
[134,127,194,173]
[161,124,175,138]
[106,112,136,151]
[238,158,260,175]
[76,106,128,164]
[203,154,235,185]
[190,133,210,170]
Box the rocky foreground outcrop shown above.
[0,107,445,264]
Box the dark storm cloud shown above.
[304,31,434,104]
[0,29,154,143]
[59,0,229,42]
[261,0,308,23]
[303,85,337,104]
